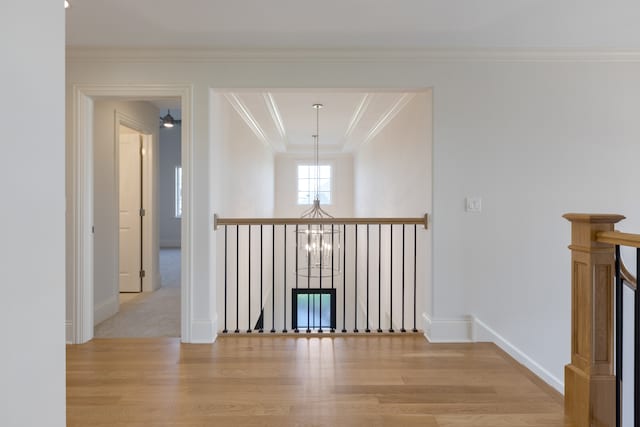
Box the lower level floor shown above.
[66,336,572,427]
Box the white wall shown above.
[67,50,640,392]
[159,125,181,247]
[353,92,432,328]
[1,2,65,426]
[275,153,354,217]
[354,93,431,219]
[92,100,160,325]
[437,63,640,390]
[216,98,275,218]
[214,95,275,331]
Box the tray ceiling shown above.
[223,91,417,154]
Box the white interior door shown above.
[119,127,142,292]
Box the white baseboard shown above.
[188,317,217,343]
[65,320,73,344]
[422,313,564,393]
[94,295,119,326]
[472,316,564,393]
[423,313,472,342]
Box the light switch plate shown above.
[465,197,482,213]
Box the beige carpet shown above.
[95,248,181,338]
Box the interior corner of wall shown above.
[93,295,119,326]
[423,313,473,343]
[65,320,73,344]
[422,312,432,340]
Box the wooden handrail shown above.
[596,231,639,289]
[213,214,429,230]
[596,230,640,248]
[621,260,638,290]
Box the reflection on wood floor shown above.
[66,335,574,427]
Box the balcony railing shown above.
[564,214,640,427]
[214,214,428,335]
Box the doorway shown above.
[70,84,193,344]
[92,101,182,338]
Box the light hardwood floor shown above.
[67,336,574,427]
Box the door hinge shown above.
[139,208,146,217]
[139,270,146,278]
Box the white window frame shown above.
[174,165,182,218]
[296,161,333,206]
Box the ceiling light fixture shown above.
[64,0,70,8]
[296,103,341,278]
[160,109,180,128]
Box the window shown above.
[292,289,336,330]
[174,166,182,218]
[297,164,331,205]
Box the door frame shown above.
[70,84,193,343]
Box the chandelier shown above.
[296,104,341,278]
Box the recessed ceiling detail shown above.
[362,93,416,148]
[225,93,285,151]
[343,94,371,144]
[264,93,287,142]
[223,91,417,154]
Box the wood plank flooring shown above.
[66,336,574,427]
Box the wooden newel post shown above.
[563,213,625,427]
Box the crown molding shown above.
[66,47,640,64]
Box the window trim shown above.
[174,165,182,219]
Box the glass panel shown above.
[175,166,182,218]
[318,178,330,192]
[308,167,318,181]
[318,191,331,205]
[297,293,332,328]
[297,178,310,193]
[298,165,309,179]
[298,191,312,205]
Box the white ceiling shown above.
[66,1,640,153]
[223,91,418,153]
[65,0,640,49]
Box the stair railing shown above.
[564,213,640,427]
[214,214,428,335]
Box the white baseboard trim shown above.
[94,295,119,326]
[472,316,564,394]
[65,320,73,344]
[423,313,473,342]
[188,317,218,343]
